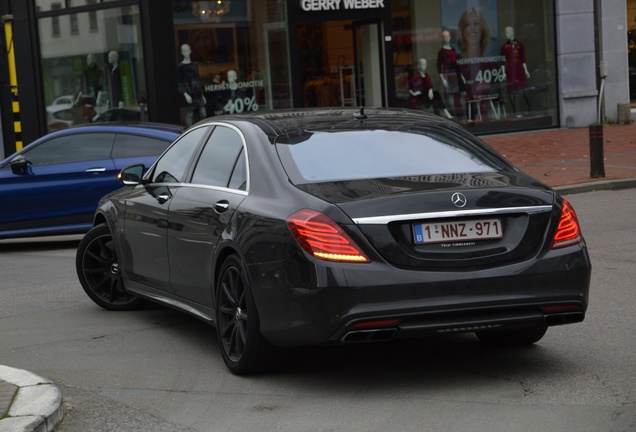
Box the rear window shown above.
[276,130,505,183]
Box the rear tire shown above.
[475,322,548,346]
[76,223,146,311]
[215,255,281,375]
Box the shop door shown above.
[298,20,384,108]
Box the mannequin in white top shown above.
[107,50,123,108]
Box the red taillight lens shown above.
[550,199,582,249]
[352,319,401,329]
[286,209,370,263]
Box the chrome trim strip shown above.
[148,182,248,196]
[177,182,249,196]
[352,205,553,225]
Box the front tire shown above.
[76,223,145,311]
[215,255,280,375]
[475,322,548,346]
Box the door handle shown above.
[85,168,107,173]
[214,200,230,213]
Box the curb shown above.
[554,178,636,195]
[0,366,63,432]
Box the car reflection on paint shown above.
[76,108,591,375]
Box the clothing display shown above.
[500,39,528,91]
[408,68,450,118]
[436,47,464,94]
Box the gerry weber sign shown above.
[300,0,385,12]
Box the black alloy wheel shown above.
[475,322,548,346]
[76,223,145,311]
[215,255,280,375]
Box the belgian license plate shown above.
[413,218,503,244]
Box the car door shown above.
[0,133,117,232]
[120,127,207,293]
[166,124,248,306]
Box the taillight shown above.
[550,199,582,249]
[286,209,370,263]
[352,319,401,329]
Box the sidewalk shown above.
[1,122,635,432]
[482,122,636,194]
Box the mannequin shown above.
[107,50,123,108]
[82,54,104,99]
[408,58,453,119]
[177,43,206,126]
[227,69,238,92]
[219,69,248,114]
[500,26,531,115]
[437,30,465,118]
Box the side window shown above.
[191,126,246,189]
[112,134,172,158]
[151,127,207,183]
[23,133,114,166]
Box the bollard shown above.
[589,123,605,178]
[617,102,631,124]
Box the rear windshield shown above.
[276,129,506,184]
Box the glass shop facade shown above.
[0,0,563,157]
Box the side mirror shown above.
[118,164,145,185]
[10,155,29,175]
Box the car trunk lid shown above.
[295,172,557,269]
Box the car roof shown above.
[193,107,460,143]
[0,122,184,166]
[62,122,184,135]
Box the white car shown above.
[46,95,76,112]
[46,95,77,130]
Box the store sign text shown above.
[300,0,385,12]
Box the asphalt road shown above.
[1,189,635,432]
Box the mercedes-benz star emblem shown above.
[451,192,467,208]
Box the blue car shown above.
[0,123,183,239]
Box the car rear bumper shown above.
[251,245,591,347]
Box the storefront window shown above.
[392,0,557,133]
[38,6,146,132]
[172,0,292,126]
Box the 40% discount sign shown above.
[474,68,505,84]
[224,96,259,114]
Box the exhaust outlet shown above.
[545,311,584,326]
[341,328,398,343]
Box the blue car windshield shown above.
[276,130,505,184]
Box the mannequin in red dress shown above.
[409,58,453,119]
[500,26,531,115]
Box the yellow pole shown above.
[3,14,22,151]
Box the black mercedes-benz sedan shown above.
[76,108,591,375]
